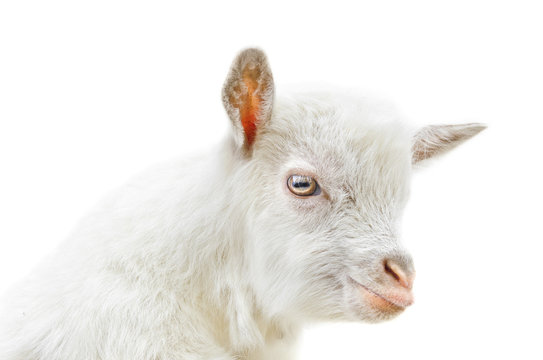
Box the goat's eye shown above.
[287,175,320,196]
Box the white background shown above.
[1,1,542,359]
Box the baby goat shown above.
[0,48,485,360]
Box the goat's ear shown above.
[412,123,486,165]
[222,48,274,151]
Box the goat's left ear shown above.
[412,123,486,165]
[222,48,274,152]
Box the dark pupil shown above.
[293,178,310,189]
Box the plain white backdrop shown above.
[1,1,542,359]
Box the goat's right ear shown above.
[222,48,275,152]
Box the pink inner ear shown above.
[238,70,262,147]
[241,111,257,147]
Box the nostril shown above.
[384,261,400,281]
[384,260,411,289]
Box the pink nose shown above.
[384,259,415,290]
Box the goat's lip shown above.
[348,276,413,309]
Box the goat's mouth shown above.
[347,276,413,313]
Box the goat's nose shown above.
[384,259,414,290]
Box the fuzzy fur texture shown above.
[0,48,485,360]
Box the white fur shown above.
[0,53,483,360]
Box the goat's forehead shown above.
[266,94,412,176]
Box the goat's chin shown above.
[346,300,405,323]
[361,306,405,323]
